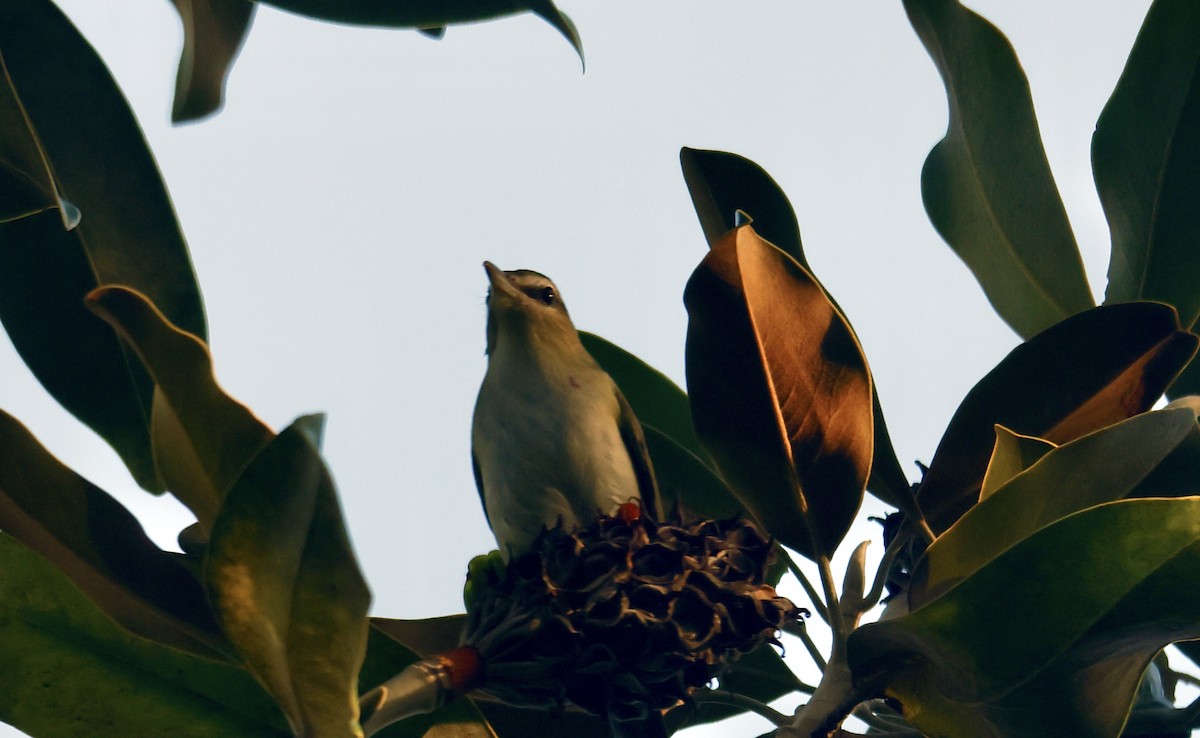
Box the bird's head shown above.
[483,261,578,357]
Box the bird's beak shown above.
[483,261,522,306]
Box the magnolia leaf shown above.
[978,426,1055,501]
[579,331,705,463]
[1095,0,1200,330]
[642,426,739,520]
[253,0,582,63]
[0,0,205,492]
[849,497,1200,738]
[684,224,873,559]
[206,417,371,738]
[0,531,288,738]
[904,0,1093,338]
[679,147,915,516]
[0,54,72,226]
[917,302,1197,533]
[86,286,272,534]
[168,0,255,123]
[0,408,227,659]
[911,407,1199,610]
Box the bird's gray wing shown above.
[472,450,492,528]
[616,388,662,520]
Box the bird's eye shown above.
[539,287,556,305]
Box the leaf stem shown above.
[783,620,827,671]
[693,690,791,726]
[862,533,905,611]
[787,556,830,624]
[818,555,846,645]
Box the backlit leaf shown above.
[0,532,288,738]
[904,0,1093,338]
[684,224,873,559]
[0,0,205,491]
[978,426,1055,501]
[917,303,1197,532]
[87,286,273,534]
[0,408,227,660]
[911,407,1199,610]
[1094,0,1200,329]
[168,0,255,123]
[849,497,1200,738]
[679,147,915,516]
[206,417,371,738]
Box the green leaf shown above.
[168,0,255,123]
[978,426,1055,500]
[0,54,73,226]
[917,303,1197,533]
[253,0,582,63]
[0,0,205,492]
[678,147,916,516]
[904,0,1093,338]
[849,497,1200,738]
[684,224,873,559]
[579,331,705,463]
[0,531,288,738]
[1095,0,1200,330]
[86,286,273,534]
[642,425,740,520]
[911,407,1200,610]
[684,645,804,728]
[206,417,371,738]
[0,407,228,659]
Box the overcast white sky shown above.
[1,1,1156,735]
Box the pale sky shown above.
[1,1,1156,736]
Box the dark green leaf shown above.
[0,407,227,659]
[917,303,1197,533]
[684,224,873,559]
[683,645,803,728]
[849,497,1200,738]
[87,286,273,534]
[369,616,466,659]
[168,0,256,123]
[904,0,1093,338]
[678,147,915,516]
[642,425,739,520]
[911,407,1199,610]
[0,55,72,225]
[0,0,205,492]
[253,0,582,63]
[1095,0,1200,330]
[206,417,371,738]
[0,531,288,738]
[579,331,705,463]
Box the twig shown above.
[782,620,828,671]
[787,556,830,624]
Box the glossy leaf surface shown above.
[904,0,1093,338]
[0,55,70,225]
[87,286,272,533]
[0,532,288,738]
[849,497,1200,738]
[1095,0,1200,330]
[206,417,371,738]
[580,331,705,462]
[0,0,205,491]
[0,408,226,659]
[917,303,1197,532]
[911,407,1199,610]
[679,147,915,515]
[168,0,255,123]
[684,224,873,559]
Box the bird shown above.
[471,261,660,557]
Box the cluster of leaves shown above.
[3,1,1200,738]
